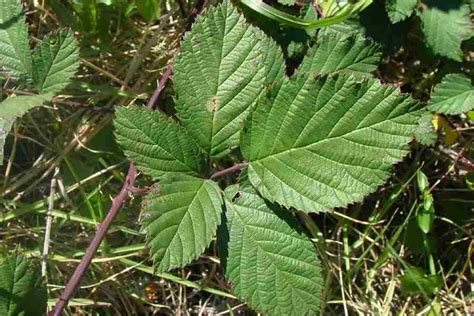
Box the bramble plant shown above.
[0,0,79,164]
[1,0,472,315]
[113,1,422,314]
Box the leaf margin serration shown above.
[0,0,32,78]
[173,0,285,158]
[298,28,382,78]
[222,184,322,316]
[241,73,422,213]
[142,174,224,272]
[114,106,205,179]
[32,28,80,94]
[427,73,474,115]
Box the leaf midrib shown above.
[158,181,216,270]
[230,202,318,292]
[252,108,415,164]
[118,114,197,173]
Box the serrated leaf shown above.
[298,28,381,78]
[222,185,322,315]
[32,29,79,94]
[427,74,474,115]
[0,255,47,316]
[242,74,420,213]
[0,0,32,78]
[173,0,285,157]
[0,94,51,165]
[419,0,472,61]
[259,34,286,87]
[143,174,223,272]
[386,0,417,23]
[414,110,436,146]
[114,106,204,178]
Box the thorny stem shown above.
[210,162,248,179]
[147,65,173,109]
[51,2,206,314]
[50,164,140,316]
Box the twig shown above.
[147,65,173,109]
[42,167,59,279]
[0,88,35,95]
[50,164,139,316]
[429,148,470,193]
[439,147,474,171]
[210,162,248,179]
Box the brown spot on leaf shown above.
[151,183,160,195]
[207,96,220,112]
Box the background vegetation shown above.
[0,0,472,314]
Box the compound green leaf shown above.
[419,0,472,61]
[0,256,47,316]
[386,0,417,23]
[143,174,223,272]
[427,74,474,115]
[223,185,322,315]
[0,94,51,165]
[298,28,381,78]
[32,29,79,94]
[114,106,204,178]
[242,74,420,213]
[174,0,284,157]
[0,0,32,78]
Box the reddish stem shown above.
[50,164,139,315]
[210,162,248,179]
[147,65,173,109]
[312,0,324,18]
